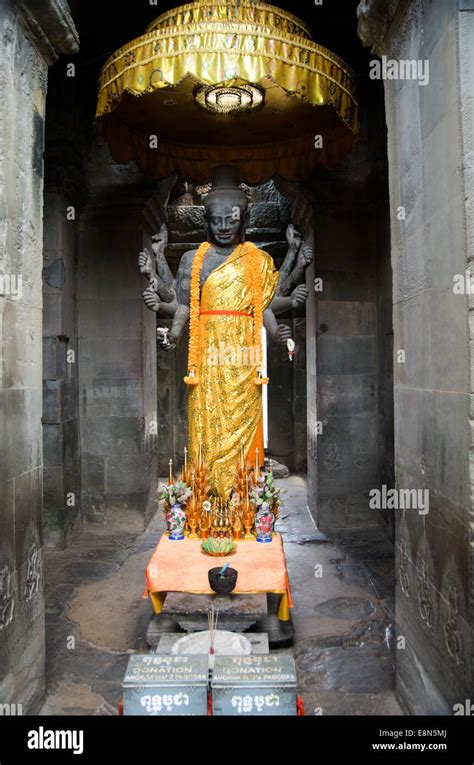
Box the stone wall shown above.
[0,0,78,713]
[77,146,159,526]
[42,189,82,548]
[358,0,473,714]
[304,75,392,531]
[41,60,89,548]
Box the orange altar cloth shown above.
[143,533,294,621]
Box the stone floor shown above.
[40,476,403,716]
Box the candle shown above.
[255,448,259,479]
[184,446,188,474]
[169,459,173,485]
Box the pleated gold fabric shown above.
[187,244,278,499]
[95,0,359,184]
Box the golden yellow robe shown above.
[188,244,278,498]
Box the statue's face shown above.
[206,197,246,247]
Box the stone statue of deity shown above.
[139,166,313,498]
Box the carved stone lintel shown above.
[357,0,410,55]
[20,0,79,65]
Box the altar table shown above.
[143,533,294,621]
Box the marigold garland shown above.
[184,241,268,386]
[247,244,268,385]
[184,241,211,385]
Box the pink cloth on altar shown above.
[143,533,293,608]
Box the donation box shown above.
[211,655,297,716]
[122,654,208,716]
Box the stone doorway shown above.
[1,0,472,719]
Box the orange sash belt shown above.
[199,309,253,317]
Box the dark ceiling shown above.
[66,0,367,76]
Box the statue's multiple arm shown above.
[139,223,178,316]
[140,220,314,350]
[269,223,313,315]
[156,249,195,351]
[264,308,292,344]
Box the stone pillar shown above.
[42,177,85,547]
[41,59,88,548]
[358,0,473,713]
[77,155,159,525]
[302,72,390,531]
[0,0,78,712]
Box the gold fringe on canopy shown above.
[95,0,359,185]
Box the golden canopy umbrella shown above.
[95,0,359,185]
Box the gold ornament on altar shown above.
[95,0,359,185]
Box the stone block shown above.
[249,202,281,230]
[430,391,470,509]
[14,468,42,557]
[105,454,147,494]
[317,300,376,336]
[419,17,458,136]
[162,592,268,633]
[80,338,142,381]
[42,292,63,336]
[42,336,68,381]
[345,491,377,526]
[1,301,42,390]
[318,374,376,416]
[43,466,65,512]
[78,298,143,340]
[82,454,105,493]
[43,423,63,466]
[317,270,376,302]
[391,228,431,305]
[0,388,42,484]
[0,479,15,566]
[317,337,376,376]
[81,416,142,458]
[395,561,470,712]
[429,289,469,393]
[422,110,463,222]
[167,205,206,234]
[392,293,430,389]
[43,380,61,423]
[393,387,434,485]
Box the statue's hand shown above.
[291,285,309,308]
[297,244,313,269]
[143,287,161,313]
[275,324,293,346]
[285,223,303,253]
[139,248,154,277]
[149,276,159,293]
[157,328,177,352]
[152,224,169,256]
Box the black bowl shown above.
[208,567,238,595]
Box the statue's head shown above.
[204,165,249,247]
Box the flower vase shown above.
[166,503,186,540]
[255,509,274,543]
